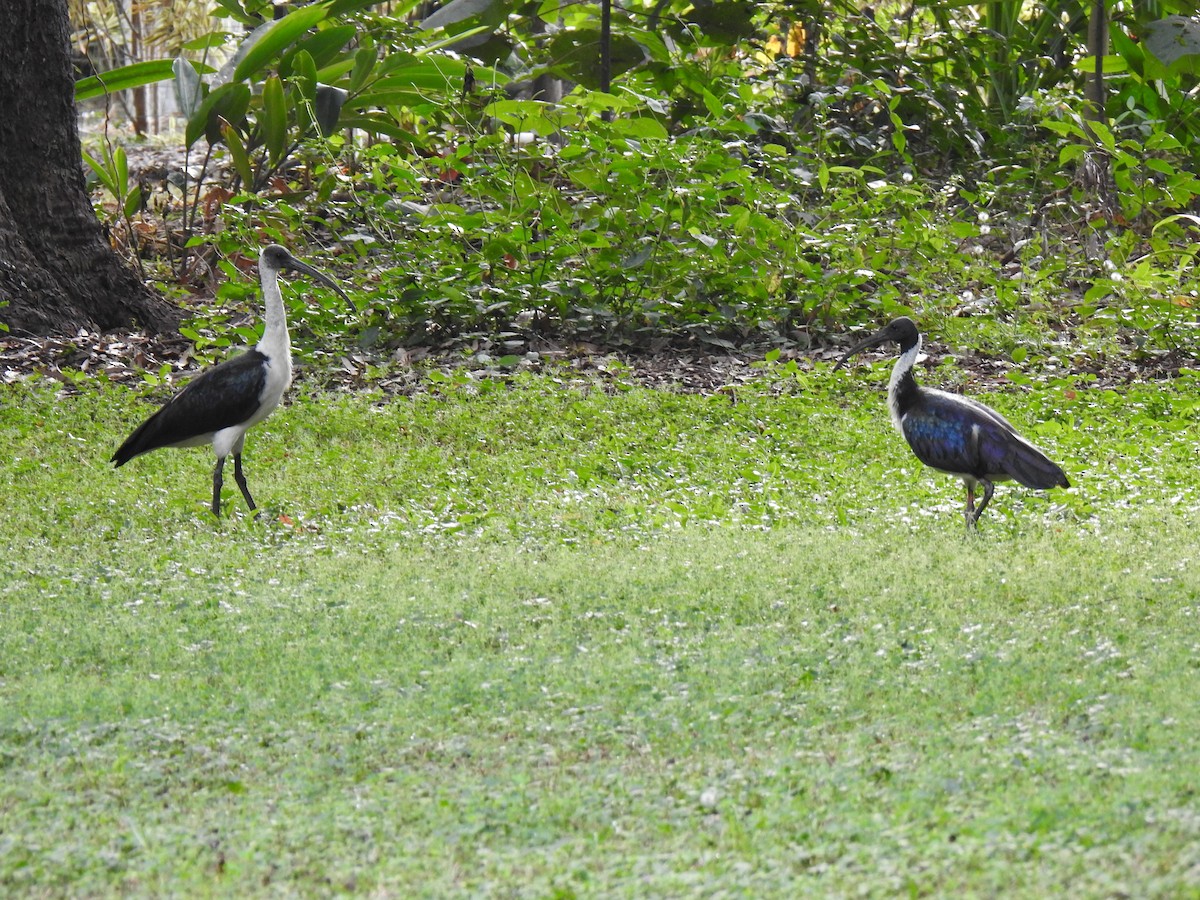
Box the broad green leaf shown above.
[328,0,415,14]
[621,245,654,268]
[281,25,356,75]
[123,184,143,219]
[1145,131,1183,152]
[419,26,494,56]
[1153,213,1200,234]
[114,146,128,193]
[1039,119,1078,138]
[375,51,419,77]
[546,30,648,89]
[233,3,330,83]
[421,0,508,30]
[82,150,117,196]
[210,0,259,26]
[186,82,251,147]
[1146,157,1177,176]
[349,45,378,92]
[701,89,725,118]
[1084,119,1115,151]
[220,118,254,187]
[485,98,558,135]
[611,116,667,140]
[291,50,319,134]
[564,88,638,117]
[295,98,316,136]
[621,27,671,64]
[1058,143,1086,165]
[480,98,543,120]
[329,0,418,13]
[1142,15,1200,77]
[181,31,230,52]
[1110,27,1144,78]
[262,75,287,164]
[344,86,424,109]
[315,59,357,84]
[1083,279,1114,303]
[613,86,669,116]
[1073,55,1128,75]
[368,60,475,93]
[173,56,203,119]
[684,0,759,43]
[75,59,178,101]
[292,49,318,95]
[337,115,425,144]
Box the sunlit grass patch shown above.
[2,372,1199,895]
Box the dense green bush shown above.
[79,0,1200,358]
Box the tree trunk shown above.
[1079,0,1116,222]
[0,0,177,337]
[1083,0,1107,125]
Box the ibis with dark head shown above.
[111,244,354,517]
[834,317,1069,528]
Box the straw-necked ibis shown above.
[112,245,353,516]
[834,316,1069,528]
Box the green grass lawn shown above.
[3,367,1200,896]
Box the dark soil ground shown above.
[2,319,1193,401]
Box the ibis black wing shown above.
[111,350,268,465]
[902,391,1068,489]
[955,394,1069,489]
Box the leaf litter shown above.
[3,325,1193,402]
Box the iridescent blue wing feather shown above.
[899,396,980,475]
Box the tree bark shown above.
[1079,0,1116,220]
[1083,0,1107,125]
[0,0,177,336]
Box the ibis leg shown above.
[972,479,995,525]
[964,484,976,528]
[233,453,257,512]
[211,456,226,517]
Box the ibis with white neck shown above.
[834,317,1069,528]
[111,244,353,517]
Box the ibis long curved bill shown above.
[833,316,1070,528]
[279,251,356,314]
[833,318,914,371]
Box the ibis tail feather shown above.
[111,413,167,467]
[1004,438,1070,491]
